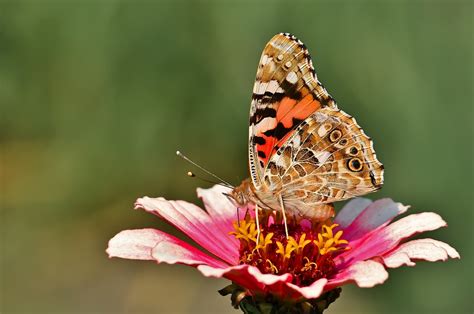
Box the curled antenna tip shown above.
[176,150,182,156]
[187,171,195,177]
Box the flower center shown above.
[230,213,350,287]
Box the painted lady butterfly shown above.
[230,33,384,224]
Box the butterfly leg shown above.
[236,206,240,227]
[278,194,289,238]
[255,204,261,246]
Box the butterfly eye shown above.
[329,129,342,142]
[234,192,246,205]
[347,157,363,172]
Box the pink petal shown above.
[198,264,274,295]
[198,264,328,301]
[135,197,239,264]
[107,229,227,268]
[107,229,163,260]
[335,198,373,228]
[150,239,228,268]
[286,279,328,300]
[340,198,409,241]
[382,238,460,268]
[383,251,414,267]
[196,185,241,236]
[326,260,388,289]
[337,212,447,265]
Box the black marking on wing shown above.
[252,91,285,102]
[263,118,304,140]
[279,32,335,108]
[279,80,302,100]
[249,107,277,125]
[369,171,377,186]
[253,136,266,145]
[295,148,319,165]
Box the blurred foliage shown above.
[1,0,472,313]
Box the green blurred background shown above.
[1,1,472,313]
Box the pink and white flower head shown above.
[107,185,459,312]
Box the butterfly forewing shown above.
[249,33,336,189]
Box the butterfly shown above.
[230,33,384,224]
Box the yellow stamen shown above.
[288,233,312,254]
[254,232,274,253]
[334,230,343,241]
[230,220,258,243]
[313,223,349,256]
[266,259,279,274]
[240,253,254,264]
[301,256,318,272]
[276,241,296,260]
[231,217,350,285]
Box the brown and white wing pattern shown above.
[248,33,336,190]
[262,107,384,219]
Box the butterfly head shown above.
[229,179,255,208]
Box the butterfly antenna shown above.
[176,151,234,188]
[186,171,230,188]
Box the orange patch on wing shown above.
[256,95,321,166]
[279,94,320,127]
[256,134,273,164]
[276,97,297,123]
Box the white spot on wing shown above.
[255,117,276,133]
[253,81,259,93]
[254,80,280,95]
[314,112,329,122]
[317,125,328,137]
[314,151,331,164]
[267,80,280,93]
[292,134,301,148]
[256,81,268,95]
[286,71,298,84]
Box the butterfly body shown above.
[231,33,384,221]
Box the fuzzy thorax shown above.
[230,178,257,208]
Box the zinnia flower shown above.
[107,185,459,313]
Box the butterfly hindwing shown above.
[249,33,336,189]
[262,107,384,219]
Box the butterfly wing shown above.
[264,106,384,219]
[249,33,336,190]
